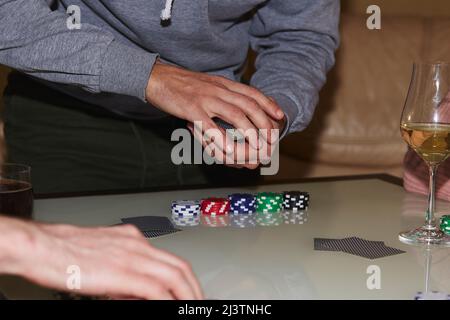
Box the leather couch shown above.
[272,0,450,180]
[2,0,450,181]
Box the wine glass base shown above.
[399,225,450,247]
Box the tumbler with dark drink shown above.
[0,164,33,219]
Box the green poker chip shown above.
[256,192,283,213]
[440,215,450,235]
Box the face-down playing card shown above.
[314,237,405,259]
[120,216,181,239]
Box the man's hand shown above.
[0,216,203,300]
[146,61,286,169]
[187,116,286,170]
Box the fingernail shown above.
[277,110,284,118]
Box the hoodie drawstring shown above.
[161,0,174,21]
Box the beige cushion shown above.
[281,13,450,169]
[264,154,403,182]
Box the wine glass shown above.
[400,62,450,246]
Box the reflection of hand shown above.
[146,61,286,169]
[438,91,450,122]
[0,217,203,300]
[404,148,450,201]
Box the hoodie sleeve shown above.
[249,0,340,136]
[0,0,157,101]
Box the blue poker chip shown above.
[228,193,256,214]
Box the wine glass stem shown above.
[426,165,438,228]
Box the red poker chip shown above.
[201,198,230,215]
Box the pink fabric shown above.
[403,148,450,201]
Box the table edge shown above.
[34,173,403,200]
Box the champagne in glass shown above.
[400,62,450,246]
[401,123,450,165]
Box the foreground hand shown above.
[146,61,285,152]
[0,217,203,300]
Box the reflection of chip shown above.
[214,118,245,142]
[414,291,450,300]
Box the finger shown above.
[95,233,203,300]
[145,248,204,300]
[111,273,175,300]
[188,124,234,164]
[126,228,203,300]
[233,140,261,169]
[81,268,175,300]
[190,123,261,169]
[128,256,197,300]
[218,91,275,145]
[204,98,260,149]
[186,109,232,151]
[188,124,234,165]
[188,121,229,160]
[231,135,273,169]
[188,121,262,170]
[215,77,284,120]
[110,224,144,238]
[192,115,234,155]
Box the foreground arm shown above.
[0,216,203,300]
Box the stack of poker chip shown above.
[255,212,283,227]
[171,200,201,217]
[228,193,256,214]
[172,215,200,227]
[201,197,230,216]
[256,192,283,213]
[282,191,310,212]
[201,215,229,227]
[230,214,256,228]
[281,211,308,225]
[440,215,450,235]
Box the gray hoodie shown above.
[0,0,339,134]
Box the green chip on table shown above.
[256,192,283,213]
[440,215,450,235]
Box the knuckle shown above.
[150,282,168,297]
[174,269,185,282]
[200,97,219,110]
[263,119,273,130]
[122,224,142,237]
[193,95,207,108]
[232,108,245,119]
[179,260,192,272]
[212,75,228,83]
[248,86,263,97]
[167,265,184,281]
[244,98,259,111]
